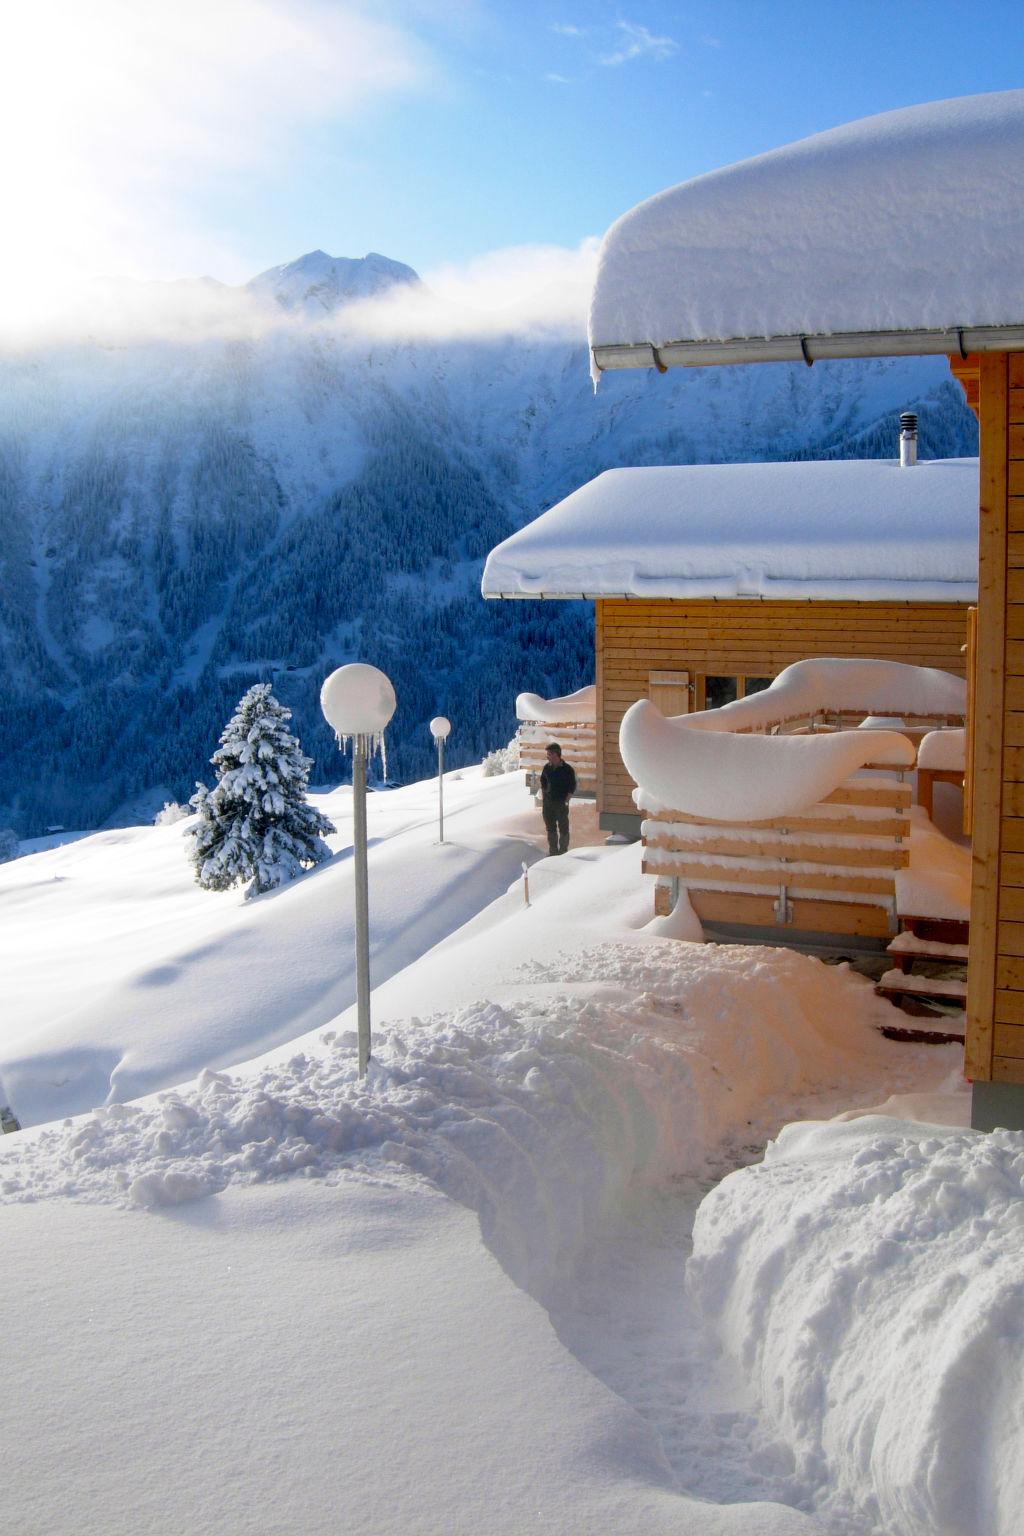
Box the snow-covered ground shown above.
[2,766,1017,1536]
[0,770,557,1126]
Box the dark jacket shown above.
[540,760,576,803]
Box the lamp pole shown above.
[429,716,451,845]
[321,663,396,1079]
[351,734,371,1076]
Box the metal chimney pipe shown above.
[899,411,918,468]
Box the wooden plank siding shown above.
[967,352,1024,1083]
[595,598,970,821]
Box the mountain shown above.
[246,250,420,314]
[0,252,978,836]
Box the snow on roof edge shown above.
[481,459,979,603]
[588,91,1024,374]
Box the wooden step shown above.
[879,1018,967,1045]
[886,932,969,972]
[876,968,967,1003]
[896,915,970,947]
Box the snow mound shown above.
[0,944,923,1306]
[689,1116,1024,1536]
[620,699,914,821]
[516,685,596,723]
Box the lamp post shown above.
[429,716,451,844]
[320,663,396,1078]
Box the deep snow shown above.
[482,460,979,602]
[1,765,1014,1536]
[589,90,1024,356]
[0,771,555,1126]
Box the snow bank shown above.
[483,462,978,601]
[516,684,596,723]
[0,933,933,1307]
[620,698,914,821]
[918,728,966,771]
[589,90,1024,366]
[689,1116,1024,1536]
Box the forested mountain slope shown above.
[0,252,977,834]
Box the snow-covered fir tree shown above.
[188,685,335,898]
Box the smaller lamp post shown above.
[321,663,396,1078]
[429,716,451,844]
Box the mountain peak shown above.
[246,250,420,315]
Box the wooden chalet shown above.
[483,456,977,837]
[577,87,1024,1130]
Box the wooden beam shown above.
[687,888,892,937]
[966,353,1009,1082]
[643,859,895,897]
[643,833,909,868]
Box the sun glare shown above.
[0,0,429,316]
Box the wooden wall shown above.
[596,597,970,821]
[966,352,1024,1084]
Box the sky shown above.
[2,0,1023,327]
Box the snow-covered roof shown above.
[589,91,1024,378]
[481,459,978,602]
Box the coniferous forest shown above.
[0,280,978,836]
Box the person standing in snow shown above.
[539,743,576,856]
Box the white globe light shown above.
[320,664,396,736]
[429,715,452,741]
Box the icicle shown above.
[332,729,388,784]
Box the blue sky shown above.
[3,0,1023,318]
[286,0,1024,273]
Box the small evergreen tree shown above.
[188,684,335,898]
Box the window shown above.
[704,675,738,709]
[699,673,776,709]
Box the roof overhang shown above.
[589,91,1024,377]
[593,324,1024,376]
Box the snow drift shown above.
[1,931,926,1308]
[689,1116,1024,1536]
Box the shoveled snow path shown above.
[1,826,968,1534]
[549,1164,878,1534]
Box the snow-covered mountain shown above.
[246,249,420,314]
[0,251,977,835]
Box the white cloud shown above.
[550,22,585,36]
[599,20,678,66]
[342,237,602,339]
[0,0,432,306]
[544,71,573,84]
[0,239,603,349]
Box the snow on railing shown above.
[516,685,597,796]
[679,659,966,738]
[618,658,953,933]
[516,685,596,724]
